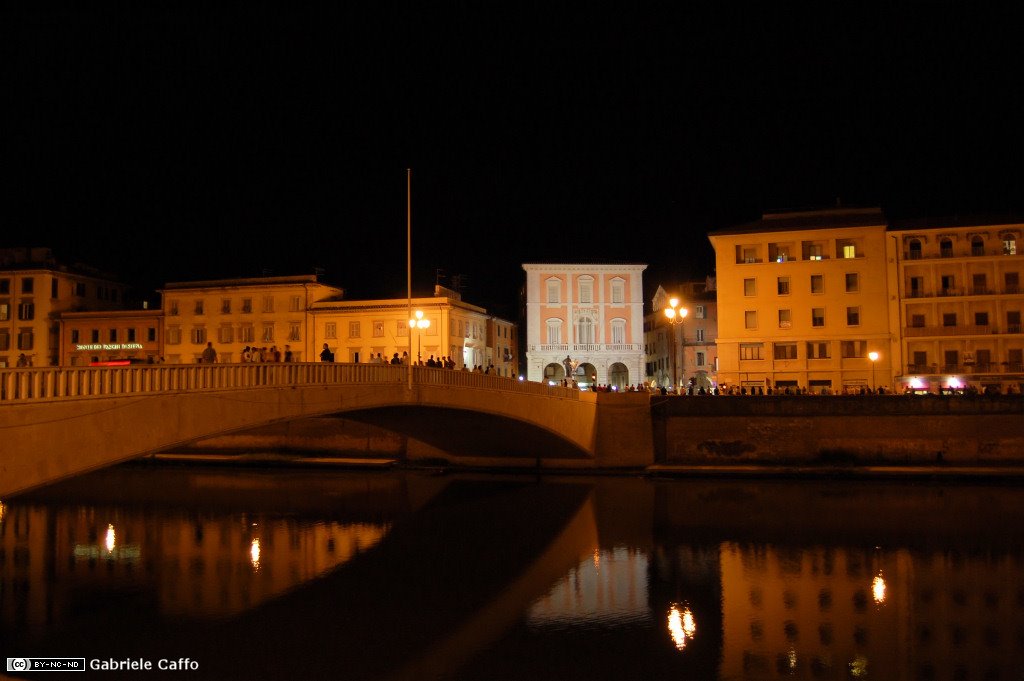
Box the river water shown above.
[2,464,1023,680]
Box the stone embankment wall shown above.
[653,395,1024,465]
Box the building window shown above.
[696,351,705,365]
[51,277,58,298]
[147,327,157,342]
[911,314,925,327]
[812,308,825,327]
[1005,272,1020,294]
[695,305,705,319]
[837,240,857,259]
[744,278,756,296]
[109,329,118,343]
[71,329,80,344]
[744,310,757,329]
[546,319,562,345]
[167,327,182,345]
[971,236,985,256]
[846,307,860,326]
[343,321,357,338]
[240,325,254,343]
[0,303,7,322]
[18,329,33,350]
[842,341,867,358]
[769,243,792,262]
[803,242,824,260]
[695,328,705,342]
[1003,235,1018,255]
[0,279,8,294]
[169,300,179,316]
[611,319,626,345]
[191,327,206,344]
[806,342,830,359]
[221,299,232,314]
[0,330,11,351]
[546,279,560,304]
[811,275,824,294]
[738,246,760,264]
[262,296,274,313]
[21,277,34,294]
[262,324,274,342]
[325,322,337,339]
[975,312,989,326]
[241,298,253,313]
[218,326,234,343]
[611,279,625,304]
[194,300,204,315]
[778,309,791,328]
[579,278,594,304]
[777,277,790,295]
[940,238,954,257]
[971,273,988,295]
[943,312,957,327]
[739,343,763,360]
[774,343,798,360]
[845,273,859,292]
[17,302,34,320]
[288,322,301,341]
[577,316,594,344]
[91,329,100,343]
[74,282,85,296]
[397,320,408,336]
[289,296,301,312]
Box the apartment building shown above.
[159,275,344,363]
[523,263,647,389]
[0,247,129,367]
[644,280,718,391]
[890,217,1023,392]
[60,309,163,365]
[310,285,506,370]
[708,209,897,393]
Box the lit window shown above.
[546,319,562,345]
[611,319,626,345]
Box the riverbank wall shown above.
[653,395,1024,466]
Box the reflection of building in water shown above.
[0,502,389,639]
[528,548,650,626]
[719,542,1024,680]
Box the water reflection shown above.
[3,470,1024,680]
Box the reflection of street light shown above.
[410,310,431,363]
[868,351,879,392]
[663,298,688,392]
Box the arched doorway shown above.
[609,362,629,389]
[544,363,565,383]
[692,370,713,393]
[578,362,597,389]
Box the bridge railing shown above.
[0,363,581,403]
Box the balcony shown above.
[528,344,643,354]
[903,248,1021,260]
[903,324,1012,337]
[907,363,1024,375]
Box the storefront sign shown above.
[75,343,144,351]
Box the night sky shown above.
[6,7,1023,319]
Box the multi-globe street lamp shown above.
[410,310,431,364]
[663,298,688,393]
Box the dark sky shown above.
[6,7,1023,318]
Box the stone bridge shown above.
[0,363,653,496]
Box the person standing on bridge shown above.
[201,342,217,364]
[320,343,334,362]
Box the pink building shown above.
[522,263,646,388]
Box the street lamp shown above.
[410,310,431,364]
[868,351,879,392]
[663,297,688,393]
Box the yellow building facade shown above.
[1,248,129,367]
[708,209,897,393]
[59,309,164,365]
[311,285,509,371]
[890,218,1023,393]
[159,275,343,363]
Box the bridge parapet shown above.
[0,363,581,403]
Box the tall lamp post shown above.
[664,298,688,393]
[868,351,879,392]
[410,310,430,365]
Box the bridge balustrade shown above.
[0,363,580,403]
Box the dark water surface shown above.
[3,464,1024,680]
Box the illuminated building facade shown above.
[311,285,511,371]
[708,209,897,393]
[889,217,1024,393]
[523,263,647,388]
[59,309,163,365]
[0,247,129,367]
[485,314,519,377]
[159,275,343,363]
[644,280,719,391]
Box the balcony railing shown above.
[904,248,1021,260]
[903,324,1024,337]
[906,286,1022,298]
[907,363,1024,375]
